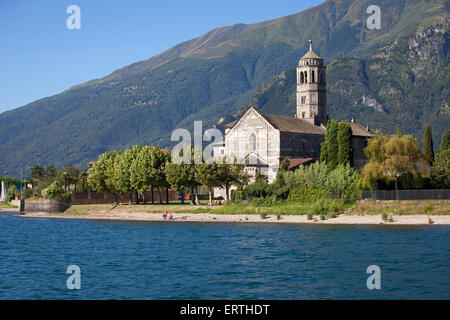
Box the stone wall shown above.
[23,199,72,213]
[71,190,178,205]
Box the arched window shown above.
[249,133,256,152]
[304,71,307,83]
[300,72,304,83]
[312,70,315,83]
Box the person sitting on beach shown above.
[163,211,167,220]
[168,213,173,220]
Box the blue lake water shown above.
[0,211,449,299]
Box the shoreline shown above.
[17,211,450,225]
[0,207,19,212]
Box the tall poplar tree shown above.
[423,126,434,165]
[322,120,339,169]
[440,130,450,152]
[337,122,353,166]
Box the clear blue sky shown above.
[0,0,323,113]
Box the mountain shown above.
[0,0,448,175]
[240,18,449,147]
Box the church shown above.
[214,41,373,183]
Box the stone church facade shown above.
[214,41,372,187]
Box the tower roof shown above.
[300,40,322,60]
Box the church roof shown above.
[263,114,326,135]
[223,120,237,129]
[222,107,326,135]
[348,122,374,137]
[223,107,373,137]
[269,158,314,169]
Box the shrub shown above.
[288,188,329,203]
[231,190,244,203]
[276,213,281,220]
[313,199,330,215]
[6,186,15,202]
[251,195,279,207]
[22,189,33,199]
[327,212,338,219]
[324,163,362,204]
[42,181,69,200]
[307,213,313,220]
[260,212,267,219]
[245,182,271,199]
[382,213,388,221]
[320,214,326,221]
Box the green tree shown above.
[56,167,82,191]
[165,162,192,204]
[130,146,153,203]
[362,133,428,199]
[30,165,45,180]
[430,149,450,188]
[87,150,122,203]
[322,120,339,168]
[423,126,434,165]
[337,122,352,166]
[320,141,327,163]
[217,158,248,201]
[115,145,142,204]
[44,165,57,182]
[165,147,201,204]
[440,130,450,151]
[148,146,170,204]
[195,162,219,204]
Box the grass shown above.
[57,199,450,217]
[351,200,450,216]
[213,199,351,216]
[0,201,18,209]
[61,203,214,215]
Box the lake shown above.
[0,211,449,299]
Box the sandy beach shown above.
[18,210,450,225]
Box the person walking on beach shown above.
[163,211,167,220]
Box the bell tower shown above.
[296,40,327,126]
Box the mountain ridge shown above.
[0,0,448,176]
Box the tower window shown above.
[312,70,315,83]
[300,72,304,84]
[304,71,307,83]
[301,96,306,104]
